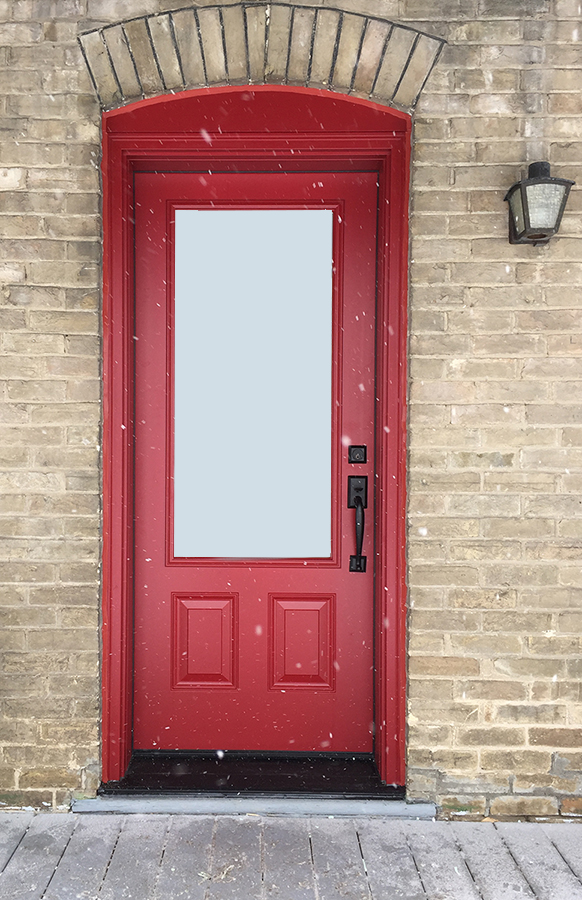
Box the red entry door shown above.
[133,170,378,754]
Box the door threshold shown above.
[74,795,436,818]
[98,752,404,798]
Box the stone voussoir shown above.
[79,3,446,110]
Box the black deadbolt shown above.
[348,445,367,464]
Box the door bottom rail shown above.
[99,751,405,799]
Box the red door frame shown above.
[101,86,410,785]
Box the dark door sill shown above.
[99,751,404,799]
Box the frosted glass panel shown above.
[174,209,333,558]
[526,182,566,229]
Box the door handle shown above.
[348,476,367,573]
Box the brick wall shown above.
[406,0,582,818]
[0,0,101,808]
[0,0,581,816]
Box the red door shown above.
[133,169,378,754]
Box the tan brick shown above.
[532,637,582,662]
[456,681,526,701]
[6,381,66,403]
[0,496,29,515]
[27,629,97,652]
[59,562,99,584]
[449,540,521,561]
[30,403,99,425]
[331,13,364,92]
[245,6,267,83]
[450,634,522,656]
[287,7,315,86]
[410,587,446,609]
[411,566,480,587]
[412,610,480,632]
[102,24,142,101]
[59,607,98,628]
[410,658,480,677]
[39,722,98,744]
[47,674,97,697]
[410,518,479,538]
[28,493,98,515]
[409,633,445,653]
[531,681,560,702]
[561,797,582,816]
[530,729,582,748]
[409,680,455,700]
[557,682,582,702]
[448,495,520,516]
[495,705,567,725]
[373,26,416,100]
[482,612,552,633]
[451,589,517,609]
[408,539,446,562]
[265,5,291,83]
[451,404,524,426]
[484,565,559,587]
[440,796,487,816]
[123,18,163,96]
[490,796,560,818]
[410,472,481,492]
[459,728,526,747]
[414,703,481,725]
[526,541,582,561]
[481,749,552,770]
[19,767,79,789]
[310,8,339,87]
[478,381,550,403]
[148,14,183,91]
[494,658,566,679]
[395,35,443,107]
[483,518,554,539]
[409,426,480,449]
[567,705,582,725]
[0,607,56,627]
[409,749,478,770]
[559,569,582,587]
[527,405,582,426]
[409,724,452,747]
[523,495,582,518]
[4,694,72,719]
[558,613,582,633]
[472,335,548,357]
[0,790,55,809]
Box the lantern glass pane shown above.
[526,182,566,229]
[509,187,525,235]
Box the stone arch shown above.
[79,3,445,113]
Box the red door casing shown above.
[133,169,378,753]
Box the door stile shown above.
[101,138,136,782]
[374,141,410,785]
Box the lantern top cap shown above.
[528,161,551,179]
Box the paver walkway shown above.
[0,812,581,899]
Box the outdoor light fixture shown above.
[505,162,575,245]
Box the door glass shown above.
[173,208,333,558]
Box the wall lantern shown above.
[505,162,575,245]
